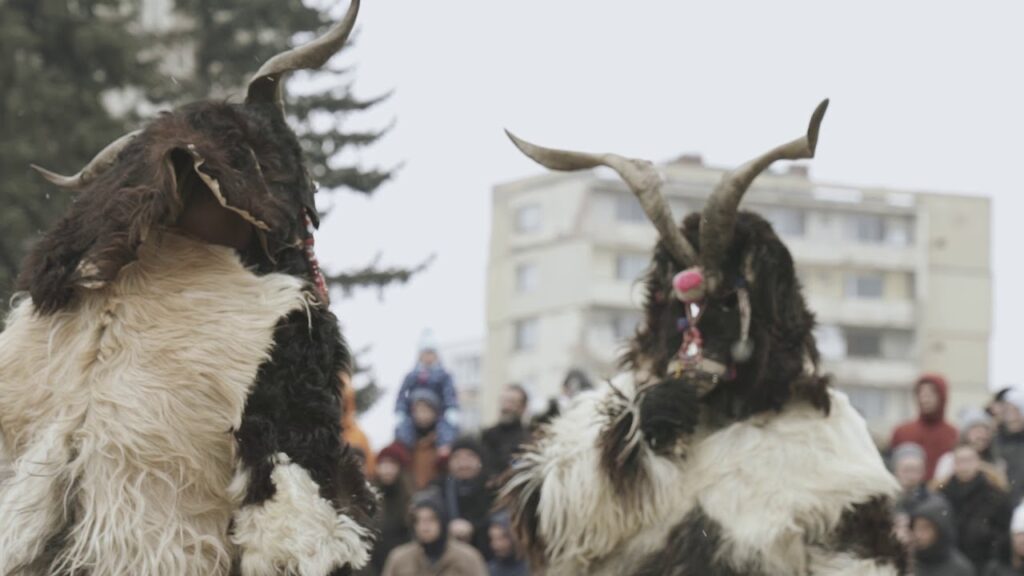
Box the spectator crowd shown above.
[346,336,1023,576]
[349,334,587,576]
[891,374,1024,576]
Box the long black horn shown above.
[246,0,360,110]
[506,130,698,266]
[699,99,829,292]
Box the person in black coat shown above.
[363,443,414,576]
[481,385,531,479]
[439,437,495,559]
[942,444,1013,572]
[982,504,1024,575]
[912,495,976,576]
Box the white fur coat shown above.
[0,233,317,575]
[505,373,901,575]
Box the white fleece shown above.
[511,373,900,575]
[0,232,307,576]
[232,454,372,575]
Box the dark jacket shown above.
[440,472,494,559]
[900,484,944,516]
[488,557,529,576]
[366,479,412,575]
[481,420,530,478]
[942,474,1013,571]
[912,496,977,576]
[996,428,1024,504]
[983,561,1024,576]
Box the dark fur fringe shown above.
[597,377,699,494]
[496,437,549,570]
[621,211,831,422]
[833,496,908,574]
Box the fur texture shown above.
[632,508,759,576]
[231,302,376,575]
[231,454,372,576]
[17,101,318,315]
[501,374,900,575]
[0,232,306,576]
[623,212,830,421]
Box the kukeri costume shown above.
[500,102,907,575]
[0,2,376,575]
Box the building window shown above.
[765,207,806,237]
[844,327,882,358]
[515,204,542,233]
[514,318,539,352]
[615,195,646,223]
[844,272,885,299]
[840,385,888,421]
[845,213,885,243]
[886,218,914,246]
[615,253,649,282]
[515,263,539,293]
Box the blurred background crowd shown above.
[348,341,1024,576]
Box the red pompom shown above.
[673,267,705,303]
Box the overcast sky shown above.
[306,1,1024,447]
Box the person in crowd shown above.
[988,388,1015,432]
[895,442,940,515]
[531,368,594,431]
[341,371,376,476]
[395,331,459,459]
[892,373,960,482]
[365,443,414,576]
[439,437,494,558]
[911,495,976,576]
[487,511,529,576]
[382,489,487,576]
[934,409,1007,490]
[983,503,1024,575]
[481,384,531,479]
[996,388,1024,504]
[400,388,446,489]
[941,444,1013,571]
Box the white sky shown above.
[307,1,1024,447]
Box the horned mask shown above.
[507,99,829,397]
[24,0,363,313]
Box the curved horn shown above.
[246,0,360,109]
[31,130,141,189]
[700,99,829,291]
[506,130,698,266]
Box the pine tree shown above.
[0,0,160,309]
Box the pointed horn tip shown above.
[30,164,78,188]
[503,130,543,163]
[807,98,830,154]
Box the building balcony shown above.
[807,296,916,329]
[824,357,918,388]
[787,238,917,270]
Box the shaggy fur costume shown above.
[0,233,374,575]
[503,374,901,575]
[501,212,906,575]
[501,101,905,574]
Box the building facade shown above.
[438,339,485,433]
[483,156,991,433]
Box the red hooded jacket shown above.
[890,374,959,481]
